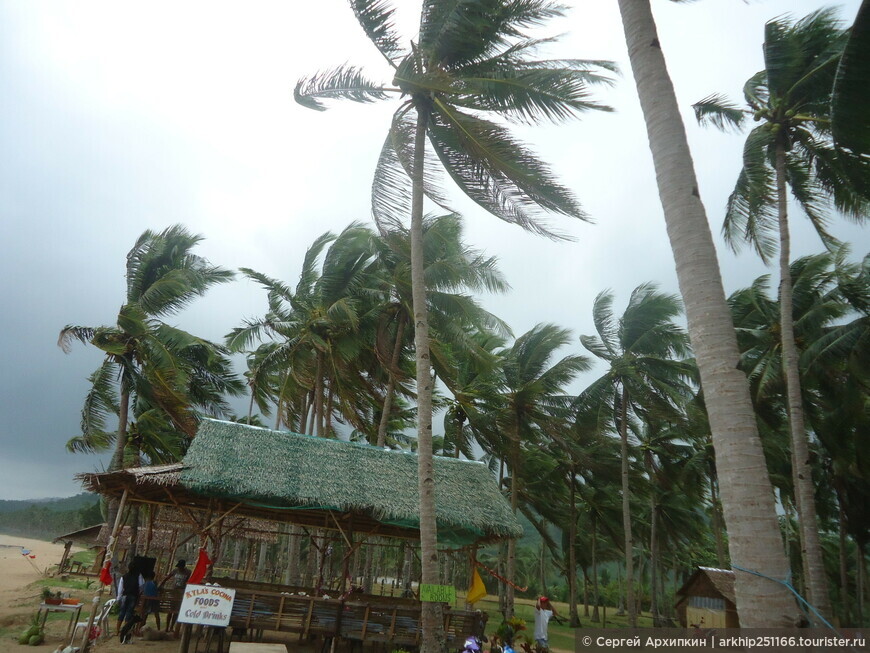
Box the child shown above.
[138,570,161,633]
[534,596,558,652]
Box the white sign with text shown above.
[177,584,236,627]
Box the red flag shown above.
[188,548,212,585]
[99,560,112,586]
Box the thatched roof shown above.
[53,523,104,546]
[676,567,736,604]
[79,419,521,547]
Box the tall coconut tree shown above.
[227,224,382,436]
[368,213,510,447]
[693,11,870,619]
[494,323,590,617]
[614,0,800,626]
[59,225,240,527]
[60,225,238,466]
[579,283,693,626]
[296,3,613,646]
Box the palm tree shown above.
[368,213,510,447]
[494,323,590,617]
[614,0,800,627]
[59,225,240,524]
[579,283,693,626]
[693,12,870,618]
[296,4,613,646]
[227,224,383,436]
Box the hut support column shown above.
[59,540,72,574]
[80,489,128,653]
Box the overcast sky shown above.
[1,0,866,501]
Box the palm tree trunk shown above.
[837,490,850,625]
[774,143,832,623]
[377,317,406,446]
[616,563,625,616]
[591,515,600,623]
[650,499,659,624]
[409,104,444,653]
[568,469,580,626]
[314,353,325,437]
[857,544,866,626]
[710,469,727,567]
[506,431,520,620]
[616,0,799,627]
[247,384,255,422]
[583,570,590,617]
[110,389,130,471]
[105,389,131,532]
[325,383,334,436]
[539,539,548,599]
[619,387,636,627]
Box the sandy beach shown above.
[0,534,181,652]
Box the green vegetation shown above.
[54,1,869,636]
[0,495,100,539]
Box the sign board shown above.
[419,584,456,603]
[177,584,236,627]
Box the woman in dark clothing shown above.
[116,567,141,639]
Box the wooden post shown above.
[178,623,192,653]
[80,489,128,653]
[59,540,72,574]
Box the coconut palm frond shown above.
[66,430,115,455]
[457,65,613,124]
[80,360,121,436]
[58,325,96,353]
[832,0,870,157]
[742,70,769,109]
[723,125,778,262]
[422,0,566,68]
[795,133,870,221]
[428,103,585,238]
[349,0,406,67]
[294,65,392,111]
[692,94,746,132]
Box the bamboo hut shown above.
[78,418,521,650]
[674,567,739,629]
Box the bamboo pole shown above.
[79,489,128,652]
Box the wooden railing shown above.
[211,586,486,647]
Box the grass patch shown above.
[69,549,97,566]
[469,592,656,646]
[32,577,96,591]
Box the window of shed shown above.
[689,596,725,610]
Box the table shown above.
[228,644,288,652]
[37,602,83,640]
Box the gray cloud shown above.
[0,0,864,500]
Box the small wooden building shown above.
[675,566,739,629]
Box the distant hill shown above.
[0,493,102,539]
[0,492,98,514]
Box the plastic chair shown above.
[72,597,116,642]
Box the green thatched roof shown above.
[179,419,521,546]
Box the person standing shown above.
[138,570,161,633]
[116,566,142,639]
[162,559,192,589]
[534,596,558,651]
[160,559,191,632]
